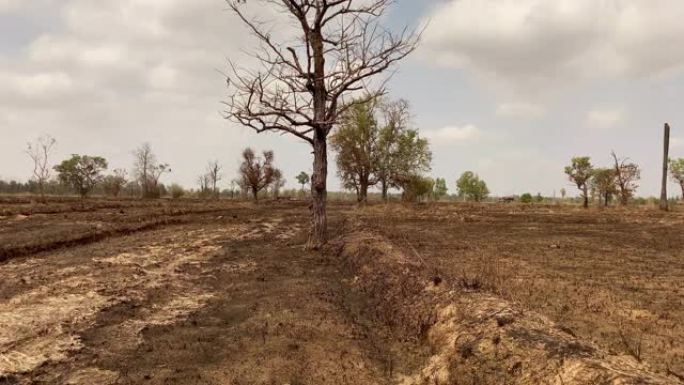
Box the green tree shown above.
[296,172,310,192]
[376,99,432,201]
[330,100,380,203]
[520,193,533,203]
[591,168,617,207]
[54,154,108,198]
[402,175,434,202]
[564,157,593,208]
[456,171,489,202]
[669,158,684,199]
[433,178,448,200]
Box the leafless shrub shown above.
[618,326,644,362]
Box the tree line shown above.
[5,135,173,200]
[565,151,684,208]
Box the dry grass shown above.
[352,202,684,380]
[338,225,676,385]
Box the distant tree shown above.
[26,134,57,200]
[296,172,310,192]
[133,143,170,199]
[157,183,168,198]
[229,180,239,199]
[206,160,222,199]
[565,157,593,208]
[433,178,448,200]
[535,193,544,203]
[611,151,640,205]
[520,193,533,204]
[376,99,432,201]
[102,169,128,197]
[560,188,567,199]
[54,154,108,198]
[669,158,684,200]
[591,168,618,207]
[330,99,380,203]
[401,175,434,202]
[170,183,185,199]
[456,171,489,202]
[238,148,280,202]
[197,173,212,198]
[272,169,285,199]
[122,181,142,197]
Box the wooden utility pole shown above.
[660,123,671,211]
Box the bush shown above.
[169,183,185,199]
[520,193,533,204]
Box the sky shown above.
[1,0,684,197]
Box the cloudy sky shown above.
[2,0,684,197]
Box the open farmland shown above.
[0,198,683,384]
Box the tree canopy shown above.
[54,154,108,198]
[565,157,593,208]
[591,167,617,207]
[669,158,684,199]
[456,171,489,202]
[330,99,380,202]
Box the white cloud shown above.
[586,108,624,129]
[0,0,301,188]
[421,0,684,94]
[424,124,482,144]
[496,103,545,119]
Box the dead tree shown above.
[206,160,222,199]
[660,123,670,211]
[238,148,280,202]
[133,143,170,199]
[611,151,640,206]
[26,135,56,201]
[224,0,420,249]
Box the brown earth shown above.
[351,203,684,380]
[0,198,682,384]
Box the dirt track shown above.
[0,199,683,384]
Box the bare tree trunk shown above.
[308,133,328,249]
[582,186,589,208]
[660,123,670,211]
[680,183,684,201]
[252,187,258,202]
[381,179,388,202]
[359,181,368,204]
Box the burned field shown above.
[354,204,684,380]
[0,198,682,384]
